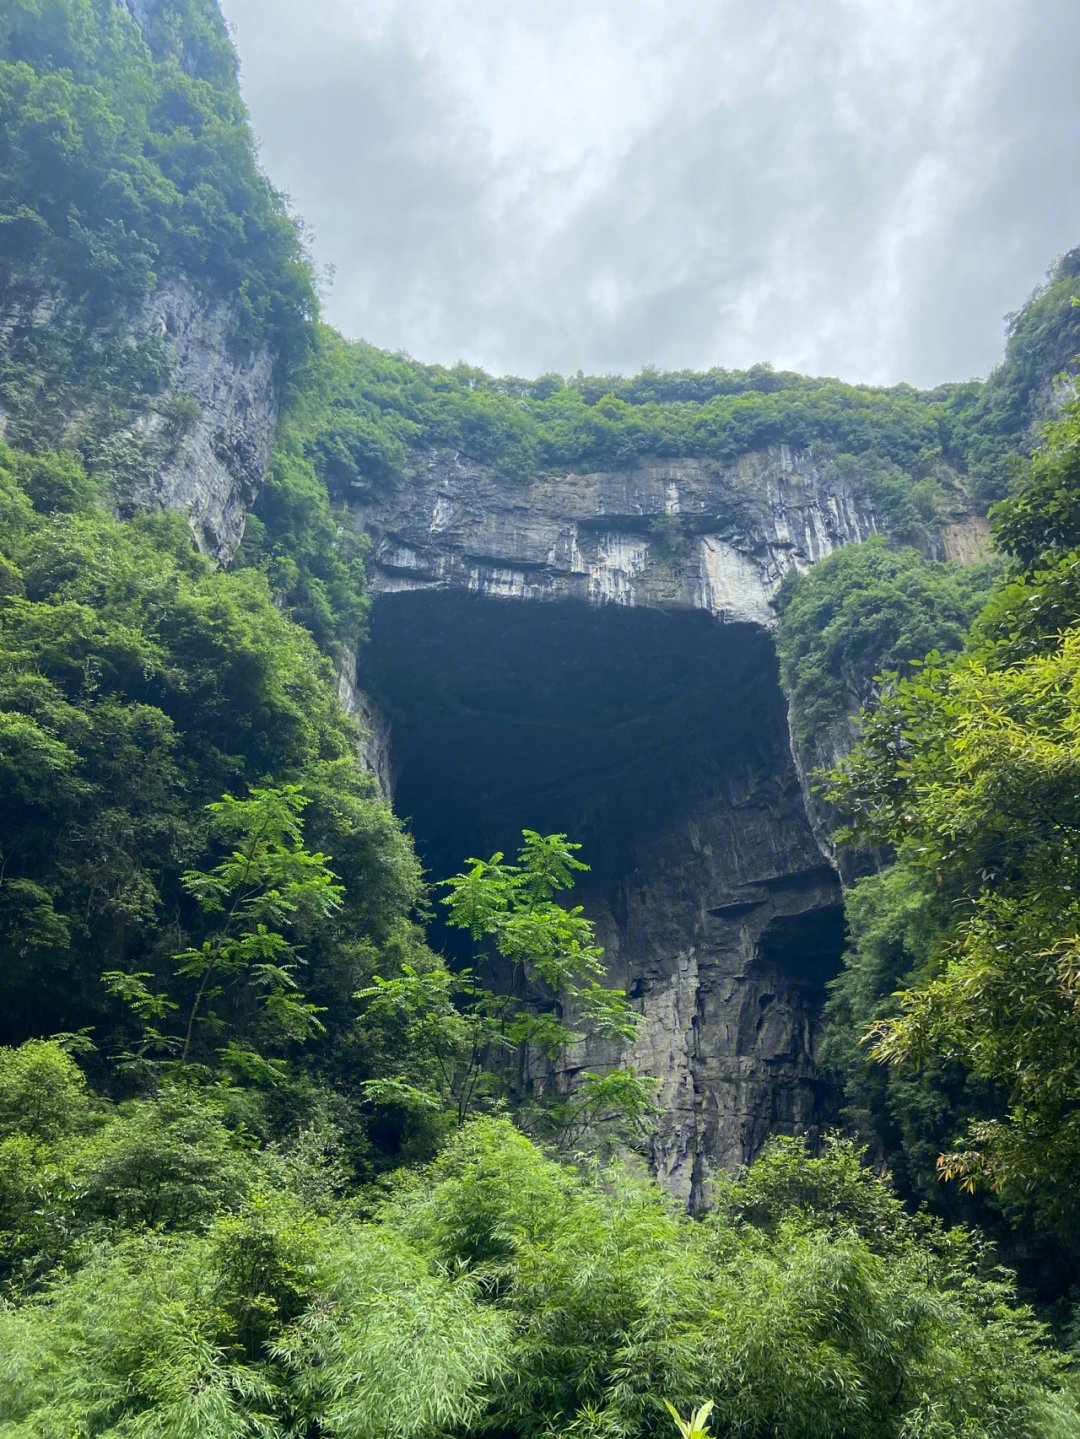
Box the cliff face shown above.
[123,279,277,560]
[0,271,276,563]
[0,0,285,562]
[345,444,969,1202]
[353,445,878,618]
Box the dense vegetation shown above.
[776,539,999,754]
[6,444,1073,1439]
[821,397,1080,1292]
[0,0,316,467]
[0,443,442,1135]
[5,2,1080,1434]
[1,1052,1076,1439]
[241,247,1080,542]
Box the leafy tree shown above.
[827,398,1080,1244]
[990,394,1080,567]
[383,1121,1078,1439]
[955,249,1080,506]
[0,442,425,1100]
[1,1067,1075,1437]
[104,786,340,1081]
[355,832,656,1151]
[818,865,1007,1223]
[0,1039,264,1292]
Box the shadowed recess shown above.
[358,590,846,999]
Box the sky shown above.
[222,0,1080,389]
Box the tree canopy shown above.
[827,398,1080,1251]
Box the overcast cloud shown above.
[221,0,1080,387]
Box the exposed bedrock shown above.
[347,447,985,1202]
[356,591,844,1209]
[352,443,986,613]
[0,270,276,562]
[123,278,277,561]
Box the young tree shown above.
[355,831,657,1148]
[105,785,340,1082]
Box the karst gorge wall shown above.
[337,448,986,1203]
[10,0,1080,1206]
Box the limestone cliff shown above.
[353,445,877,617]
[344,443,983,1204]
[121,279,277,560]
[0,271,276,563]
[0,0,286,561]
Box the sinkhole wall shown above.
[340,445,985,1205]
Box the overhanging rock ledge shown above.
[345,445,980,1206]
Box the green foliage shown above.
[0,1035,88,1140]
[818,865,1007,1219]
[715,1131,941,1256]
[664,1399,714,1439]
[381,1124,1077,1439]
[777,537,998,752]
[0,1040,263,1289]
[831,628,1080,1235]
[826,398,1080,1242]
[105,786,341,1078]
[5,8,1080,1422]
[0,442,424,1101]
[355,832,657,1152]
[292,339,976,531]
[282,263,1077,545]
[956,248,1080,506]
[987,397,1080,572]
[232,333,374,660]
[0,0,317,459]
[0,1061,1075,1436]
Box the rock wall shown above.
[0,270,276,562]
[122,278,277,561]
[353,444,880,617]
[348,445,932,1202]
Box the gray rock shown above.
[0,268,276,562]
[353,444,880,618]
[348,446,947,1202]
[122,279,277,561]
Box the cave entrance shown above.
[359,590,787,917]
[358,589,846,1194]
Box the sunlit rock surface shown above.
[354,446,879,620]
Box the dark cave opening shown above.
[360,593,778,882]
[358,590,845,984]
[358,589,849,1194]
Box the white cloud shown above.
[223,0,1080,386]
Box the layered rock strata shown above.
[347,445,962,1203]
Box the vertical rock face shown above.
[0,271,277,562]
[0,2,278,561]
[352,445,880,615]
[123,279,277,561]
[347,445,901,1201]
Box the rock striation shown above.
[0,271,276,562]
[122,278,277,561]
[354,446,876,620]
[347,443,981,1204]
[354,444,986,617]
